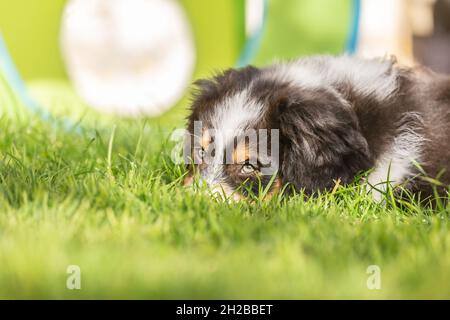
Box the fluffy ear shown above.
[278,88,373,193]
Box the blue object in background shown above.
[0,33,81,132]
[237,0,269,67]
[346,0,361,54]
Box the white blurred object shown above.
[245,0,265,37]
[61,0,196,117]
[357,0,414,65]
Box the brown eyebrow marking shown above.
[201,130,211,149]
[233,142,251,164]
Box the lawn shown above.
[0,74,449,300]
[0,0,449,299]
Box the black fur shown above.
[276,87,372,193]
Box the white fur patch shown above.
[203,89,263,186]
[209,89,263,145]
[266,55,399,101]
[368,112,425,200]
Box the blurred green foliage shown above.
[255,0,351,65]
[0,0,350,80]
[0,0,67,79]
[0,0,245,80]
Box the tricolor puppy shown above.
[184,55,450,201]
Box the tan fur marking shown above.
[265,177,282,200]
[201,130,211,150]
[233,143,250,164]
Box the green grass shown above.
[0,75,449,300]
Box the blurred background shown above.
[0,0,449,124]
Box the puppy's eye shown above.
[241,163,256,174]
[198,148,206,159]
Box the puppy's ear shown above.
[277,88,372,193]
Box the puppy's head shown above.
[184,66,372,199]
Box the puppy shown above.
[184,55,450,201]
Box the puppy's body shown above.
[186,55,450,200]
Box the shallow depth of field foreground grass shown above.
[0,76,449,299]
